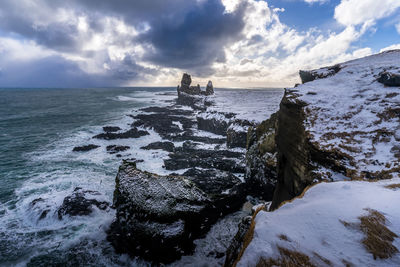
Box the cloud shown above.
[334,0,400,26]
[138,0,247,76]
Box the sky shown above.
[0,0,399,88]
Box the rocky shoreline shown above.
[64,50,400,266]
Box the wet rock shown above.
[140,141,175,152]
[171,133,226,144]
[106,145,130,154]
[226,120,254,148]
[197,112,232,136]
[57,187,109,219]
[180,168,242,195]
[140,106,193,116]
[131,113,195,138]
[72,144,100,152]
[223,216,252,267]
[93,127,149,140]
[377,71,400,87]
[164,148,245,173]
[108,161,245,264]
[103,126,121,132]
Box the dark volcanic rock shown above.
[108,161,245,264]
[299,64,341,84]
[132,113,195,138]
[205,81,214,95]
[180,168,241,195]
[224,216,252,267]
[245,113,278,201]
[176,73,214,109]
[93,127,149,140]
[139,106,193,116]
[164,148,245,173]
[57,188,109,219]
[72,144,100,152]
[227,127,247,148]
[103,126,121,132]
[197,112,231,136]
[106,145,130,154]
[377,71,400,86]
[170,133,226,144]
[140,141,175,152]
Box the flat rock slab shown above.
[72,144,100,152]
[93,127,149,140]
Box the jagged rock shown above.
[107,161,245,264]
[106,145,130,154]
[245,113,278,201]
[180,168,242,194]
[224,216,252,267]
[72,144,100,152]
[205,80,214,95]
[377,71,400,86]
[170,132,226,144]
[140,141,175,152]
[197,112,234,135]
[93,127,149,140]
[299,64,341,84]
[30,198,50,221]
[176,73,214,109]
[57,188,109,219]
[103,126,121,132]
[131,113,195,138]
[226,120,254,148]
[164,148,245,173]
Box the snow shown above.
[238,178,400,267]
[294,50,400,178]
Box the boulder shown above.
[102,126,121,132]
[93,127,149,140]
[72,144,100,152]
[377,71,400,87]
[140,141,175,152]
[108,161,246,263]
[106,145,130,154]
[57,188,109,219]
[176,73,215,109]
[197,112,234,135]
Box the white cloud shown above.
[303,0,328,4]
[380,43,400,52]
[334,0,400,26]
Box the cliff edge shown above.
[272,49,400,209]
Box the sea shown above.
[0,87,283,266]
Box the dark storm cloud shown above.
[138,0,247,76]
[0,55,156,88]
[0,0,248,86]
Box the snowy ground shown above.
[293,50,400,179]
[238,178,400,267]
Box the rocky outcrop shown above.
[107,161,246,264]
[299,64,341,84]
[245,113,278,201]
[106,145,130,154]
[57,188,109,219]
[224,216,252,267]
[378,71,400,86]
[140,141,175,152]
[72,144,100,152]
[197,112,233,135]
[93,127,149,140]
[270,50,400,209]
[176,73,214,109]
[103,126,121,132]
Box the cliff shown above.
[271,49,400,209]
[229,50,400,266]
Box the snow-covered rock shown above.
[238,178,400,266]
[272,50,400,209]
